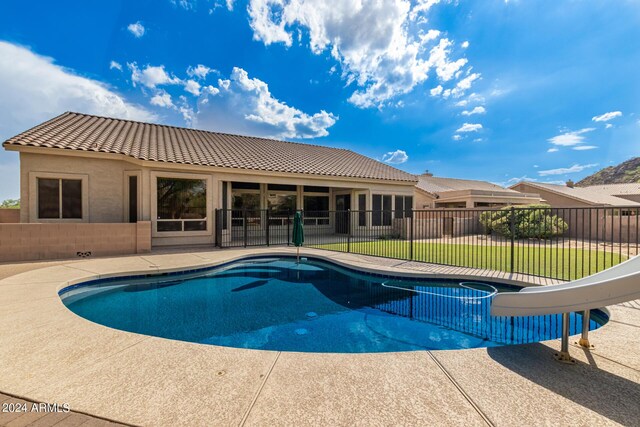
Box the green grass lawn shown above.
[311,240,627,281]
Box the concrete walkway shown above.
[0,248,638,426]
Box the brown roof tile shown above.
[2,112,417,183]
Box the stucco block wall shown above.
[0,222,151,262]
[511,183,592,208]
[0,209,20,223]
[20,152,140,223]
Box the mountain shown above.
[577,157,640,186]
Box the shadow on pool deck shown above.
[486,343,640,425]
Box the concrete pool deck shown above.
[0,247,638,426]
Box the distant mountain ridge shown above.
[577,157,640,186]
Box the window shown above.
[231,182,260,190]
[395,195,413,219]
[372,194,392,226]
[37,178,82,219]
[358,194,366,226]
[268,184,296,192]
[304,195,329,224]
[128,176,138,223]
[221,181,228,230]
[304,186,329,193]
[268,193,296,216]
[156,177,207,232]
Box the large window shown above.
[268,193,296,216]
[156,177,207,232]
[372,194,392,226]
[304,195,329,225]
[37,178,82,219]
[395,195,413,219]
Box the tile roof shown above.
[2,112,418,183]
[580,183,640,196]
[416,175,523,195]
[512,182,640,206]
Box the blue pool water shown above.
[60,256,607,353]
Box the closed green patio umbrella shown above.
[292,211,304,263]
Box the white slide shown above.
[491,255,640,317]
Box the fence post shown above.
[347,209,351,253]
[409,210,414,261]
[510,206,515,273]
[265,209,270,247]
[287,213,290,246]
[243,209,248,248]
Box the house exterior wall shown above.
[20,152,137,223]
[511,183,592,208]
[18,150,417,247]
[414,189,436,208]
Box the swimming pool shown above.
[60,256,607,353]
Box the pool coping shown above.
[0,247,635,426]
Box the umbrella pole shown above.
[297,246,300,264]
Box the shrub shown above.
[479,204,568,239]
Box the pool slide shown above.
[491,255,640,361]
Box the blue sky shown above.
[1,0,639,200]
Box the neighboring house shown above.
[415,174,542,208]
[2,112,418,246]
[510,181,640,208]
[578,183,640,204]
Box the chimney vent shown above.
[566,179,574,188]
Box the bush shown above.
[0,198,19,209]
[479,204,568,239]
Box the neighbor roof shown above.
[416,175,523,195]
[512,181,640,206]
[2,112,417,183]
[580,183,640,196]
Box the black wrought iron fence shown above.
[215,206,640,281]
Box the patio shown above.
[0,247,638,426]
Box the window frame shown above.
[151,171,212,237]
[29,172,89,223]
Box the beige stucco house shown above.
[414,173,542,209]
[2,112,419,247]
[510,181,640,208]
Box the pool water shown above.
[60,257,607,353]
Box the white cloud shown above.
[247,0,473,108]
[572,145,598,151]
[592,111,622,122]
[538,163,598,176]
[184,79,201,96]
[430,85,443,96]
[461,106,486,116]
[547,127,595,146]
[171,0,196,9]
[128,63,182,88]
[226,0,235,10]
[150,91,174,108]
[0,41,155,200]
[381,149,408,164]
[461,41,469,49]
[605,123,613,129]
[0,41,155,139]
[456,123,482,133]
[109,61,122,71]
[196,67,337,138]
[547,148,559,153]
[187,64,212,79]
[127,21,146,38]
